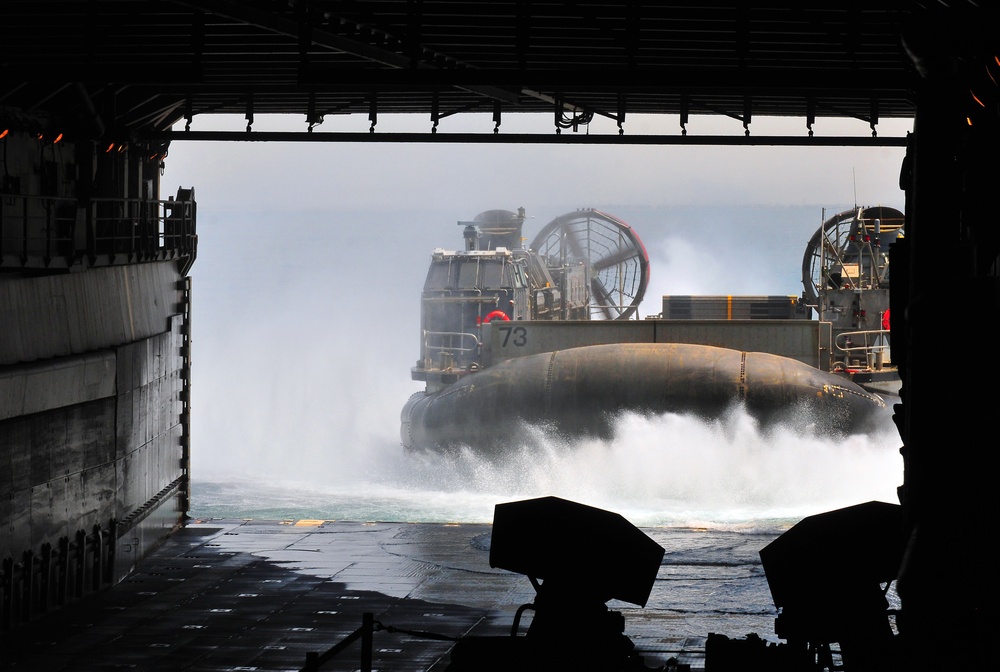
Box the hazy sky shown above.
[161,112,911,485]
[164,112,910,307]
[165,112,909,214]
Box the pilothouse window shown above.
[457,259,480,288]
[424,262,453,289]
[480,260,506,289]
[424,256,517,291]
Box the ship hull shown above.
[1,261,191,627]
[401,342,886,450]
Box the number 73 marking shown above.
[498,326,528,347]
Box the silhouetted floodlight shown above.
[447,497,665,672]
[759,500,906,670]
[760,500,904,613]
[490,496,665,607]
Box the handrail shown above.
[0,193,197,271]
[834,329,890,356]
[422,330,481,354]
[302,612,374,672]
[301,612,460,672]
[421,295,500,304]
[834,329,892,371]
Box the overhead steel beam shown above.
[150,130,907,147]
[295,66,916,93]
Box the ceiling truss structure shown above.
[6,1,980,146]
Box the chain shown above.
[371,620,459,642]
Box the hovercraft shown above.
[401,208,886,451]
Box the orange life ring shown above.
[483,310,510,323]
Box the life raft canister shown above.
[483,310,510,323]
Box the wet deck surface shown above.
[2,520,781,671]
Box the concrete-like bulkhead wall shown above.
[1,261,190,624]
[0,261,185,365]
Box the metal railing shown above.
[301,612,459,672]
[0,193,196,270]
[422,330,481,356]
[89,196,197,263]
[834,329,891,370]
[0,195,77,263]
[420,330,482,372]
[302,612,375,672]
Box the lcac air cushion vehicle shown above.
[401,208,886,451]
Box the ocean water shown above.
[188,404,904,656]
[190,403,903,531]
[186,201,905,532]
[166,131,910,659]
